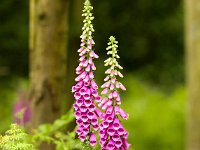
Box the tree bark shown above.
[29,0,68,149]
[185,0,200,150]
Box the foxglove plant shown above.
[14,100,31,125]
[72,0,101,146]
[98,36,130,150]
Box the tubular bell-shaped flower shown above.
[72,0,101,146]
[99,36,130,149]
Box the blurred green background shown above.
[0,0,185,150]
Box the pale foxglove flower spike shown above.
[98,36,130,149]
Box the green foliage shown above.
[0,107,101,150]
[0,75,186,150]
[31,106,103,150]
[32,108,87,150]
[121,75,186,150]
[0,124,34,150]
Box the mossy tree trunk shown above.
[29,0,69,149]
[185,0,200,149]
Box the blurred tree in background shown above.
[185,0,200,150]
[29,0,69,149]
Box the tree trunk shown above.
[185,0,200,150]
[29,0,69,149]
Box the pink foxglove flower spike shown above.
[99,36,130,150]
[72,0,101,146]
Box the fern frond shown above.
[0,124,34,150]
